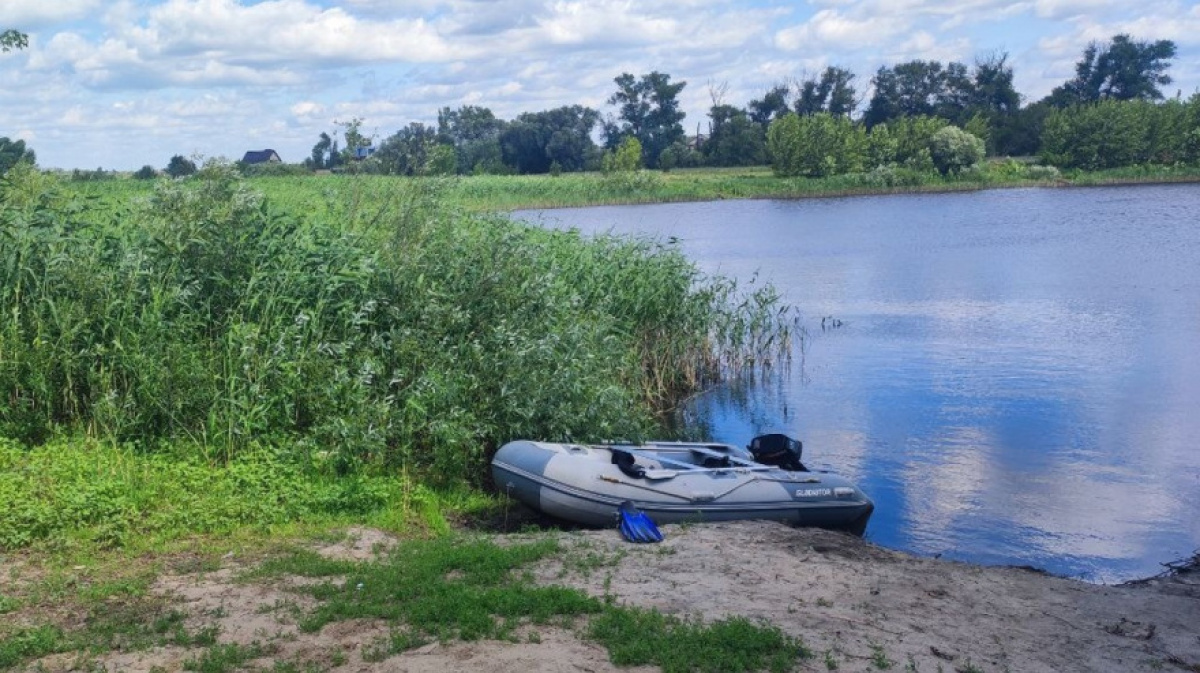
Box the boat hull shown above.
[491,440,874,535]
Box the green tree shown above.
[864,60,948,127]
[863,58,1009,129]
[863,117,949,171]
[438,105,505,174]
[865,123,897,168]
[603,72,687,168]
[704,104,766,166]
[971,52,1020,116]
[657,140,700,171]
[767,113,866,177]
[424,144,457,176]
[309,132,333,169]
[1,29,28,53]
[165,155,197,178]
[1046,34,1177,107]
[336,117,373,167]
[796,66,858,117]
[500,105,600,174]
[375,122,437,175]
[929,126,985,174]
[1037,98,1191,169]
[748,84,791,126]
[1183,94,1200,165]
[603,136,643,173]
[0,137,35,175]
[133,165,158,180]
[889,116,948,169]
[971,52,1024,155]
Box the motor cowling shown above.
[748,433,805,471]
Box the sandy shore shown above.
[21,521,1200,673]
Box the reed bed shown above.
[0,162,791,496]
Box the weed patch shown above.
[588,605,811,673]
[258,537,600,640]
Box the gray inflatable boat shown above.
[491,434,874,535]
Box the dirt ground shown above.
[18,521,1200,673]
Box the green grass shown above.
[247,534,809,672]
[0,625,62,669]
[253,537,600,640]
[183,642,271,673]
[0,600,223,669]
[0,531,818,671]
[588,606,811,673]
[252,162,1200,214]
[0,437,445,551]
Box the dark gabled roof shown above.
[241,149,281,164]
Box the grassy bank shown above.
[1,161,802,669]
[2,161,795,542]
[259,161,1200,212]
[0,527,810,672]
[66,161,1200,215]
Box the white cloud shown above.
[1033,0,1113,20]
[2,0,101,27]
[535,0,678,46]
[134,0,467,64]
[776,9,910,51]
[290,101,325,118]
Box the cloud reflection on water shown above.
[517,184,1200,581]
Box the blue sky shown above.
[2,0,1197,170]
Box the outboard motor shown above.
[748,433,806,471]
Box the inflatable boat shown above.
[491,434,874,535]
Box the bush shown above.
[603,137,644,173]
[238,161,310,177]
[1024,165,1062,181]
[929,126,986,175]
[767,113,865,178]
[165,154,197,178]
[1037,98,1199,170]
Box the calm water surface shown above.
[516,184,1200,583]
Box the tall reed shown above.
[1,163,791,484]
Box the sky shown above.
[2,0,1198,171]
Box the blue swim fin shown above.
[617,501,663,543]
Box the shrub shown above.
[1024,165,1062,181]
[929,126,986,175]
[603,137,644,173]
[767,113,866,178]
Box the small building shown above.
[241,149,282,164]
[352,146,376,160]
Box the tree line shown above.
[298,33,1194,178]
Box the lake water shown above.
[515,184,1200,583]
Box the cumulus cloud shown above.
[534,0,678,46]
[133,0,466,64]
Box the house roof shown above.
[241,149,281,164]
